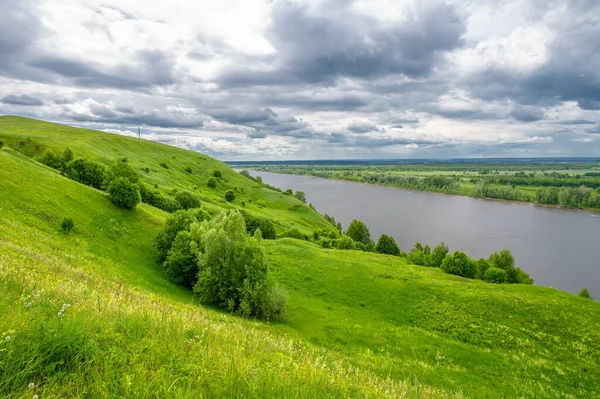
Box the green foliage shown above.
[285,188,293,195]
[185,166,193,174]
[175,190,201,210]
[207,177,217,188]
[138,183,182,213]
[163,231,197,288]
[103,159,139,189]
[441,251,476,278]
[60,217,74,233]
[579,287,593,299]
[225,190,235,202]
[159,161,168,169]
[243,213,277,240]
[0,139,4,149]
[154,208,208,262]
[213,169,222,178]
[475,258,492,279]
[345,219,372,245]
[337,235,356,250]
[427,242,449,268]
[107,177,141,209]
[294,191,307,203]
[283,228,305,240]
[63,147,74,163]
[319,238,333,248]
[38,148,65,170]
[65,158,106,189]
[191,211,286,319]
[375,234,400,256]
[488,249,533,284]
[484,267,508,284]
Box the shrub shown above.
[225,190,235,202]
[294,191,307,203]
[283,228,305,240]
[427,242,449,268]
[213,169,222,178]
[185,166,193,174]
[376,234,401,256]
[243,213,277,239]
[191,210,286,319]
[60,217,74,233]
[163,231,197,288]
[441,251,476,278]
[207,177,217,188]
[474,258,492,279]
[284,189,293,195]
[154,208,209,262]
[103,160,139,189]
[38,148,64,170]
[175,191,201,210]
[65,158,106,189]
[0,139,4,149]
[320,238,333,248]
[107,177,141,209]
[578,287,593,299]
[159,162,168,169]
[345,219,372,245]
[337,235,356,250]
[488,249,533,284]
[483,267,508,284]
[63,147,74,163]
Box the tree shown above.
[175,191,201,210]
[154,208,208,262]
[63,147,74,164]
[107,177,141,209]
[207,177,217,188]
[474,258,492,280]
[243,213,277,240]
[103,159,139,189]
[345,219,372,245]
[213,169,222,178]
[38,148,64,170]
[284,228,305,240]
[428,242,449,268]
[337,235,356,250]
[483,267,508,284]
[225,190,235,202]
[65,158,106,189]
[441,251,476,278]
[163,231,197,288]
[578,287,593,300]
[376,234,400,256]
[294,191,307,203]
[191,210,286,319]
[60,217,74,233]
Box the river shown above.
[253,171,600,298]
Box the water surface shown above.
[254,171,600,298]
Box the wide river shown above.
[253,171,600,298]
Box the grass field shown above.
[1,116,600,398]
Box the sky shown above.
[1,0,600,160]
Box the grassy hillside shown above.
[1,117,600,398]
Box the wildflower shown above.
[5,336,10,342]
[33,395,39,399]
[28,382,35,389]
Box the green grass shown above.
[1,117,600,398]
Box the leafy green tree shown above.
[63,147,74,163]
[474,258,492,279]
[285,188,293,195]
[207,177,217,188]
[376,234,400,256]
[483,267,508,283]
[103,159,139,189]
[163,231,197,288]
[212,169,222,178]
[488,249,533,284]
[191,211,286,319]
[441,251,476,278]
[175,191,201,210]
[283,228,305,240]
[66,158,106,189]
[225,190,235,202]
[243,213,277,239]
[345,219,372,245]
[337,235,356,250]
[38,148,64,170]
[154,208,208,262]
[294,191,307,203]
[578,287,593,300]
[107,177,141,209]
[427,242,449,268]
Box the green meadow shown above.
[1,116,599,398]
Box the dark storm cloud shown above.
[29,50,177,89]
[218,0,466,87]
[466,1,600,112]
[1,94,44,106]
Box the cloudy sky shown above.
[2,0,600,160]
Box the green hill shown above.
[1,116,599,398]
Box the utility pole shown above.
[138,127,141,139]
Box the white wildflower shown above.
[33,395,39,399]
[28,382,35,389]
[5,336,10,342]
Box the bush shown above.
[474,258,492,279]
[185,166,193,174]
[103,160,139,189]
[483,267,508,284]
[320,238,333,248]
[441,251,476,278]
[213,170,222,178]
[175,191,201,210]
[294,191,306,203]
[154,208,209,262]
[60,217,74,233]
[337,235,356,250]
[376,234,400,256]
[207,177,217,188]
[283,228,305,240]
[191,210,286,319]
[0,139,4,149]
[65,158,106,189]
[488,249,533,284]
[63,147,74,163]
[159,162,168,169]
[107,178,141,209]
[243,213,277,239]
[345,219,372,245]
[428,242,449,268]
[578,287,593,299]
[163,231,197,288]
[38,148,64,170]
[225,190,235,202]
